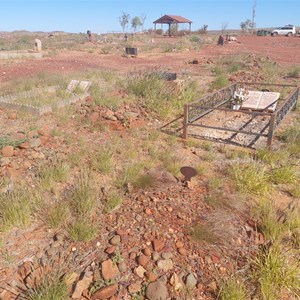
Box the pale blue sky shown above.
[0,0,298,33]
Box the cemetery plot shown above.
[0,80,91,115]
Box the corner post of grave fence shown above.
[292,87,299,110]
[182,105,189,139]
[267,113,276,148]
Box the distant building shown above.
[153,15,192,36]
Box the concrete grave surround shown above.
[0,80,92,115]
[0,39,43,59]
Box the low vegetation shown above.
[0,33,299,300]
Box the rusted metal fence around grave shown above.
[182,82,299,147]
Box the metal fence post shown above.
[292,87,299,110]
[267,113,276,148]
[182,105,189,139]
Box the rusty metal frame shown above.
[182,82,299,147]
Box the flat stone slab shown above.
[241,90,280,112]
[0,80,92,115]
[0,52,43,59]
[66,80,91,93]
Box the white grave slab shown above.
[78,81,91,92]
[241,90,280,112]
[242,91,263,109]
[66,80,80,93]
[66,80,91,93]
[257,92,280,112]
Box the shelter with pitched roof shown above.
[153,15,192,37]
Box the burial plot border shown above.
[182,82,299,147]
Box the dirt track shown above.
[0,35,300,82]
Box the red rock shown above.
[143,248,151,257]
[22,160,32,170]
[153,239,165,252]
[101,259,119,280]
[105,246,116,254]
[72,272,93,299]
[0,290,13,300]
[82,289,90,299]
[19,142,30,149]
[211,253,220,264]
[91,284,118,300]
[8,113,17,120]
[7,167,21,179]
[37,130,48,136]
[255,232,265,245]
[137,255,150,267]
[18,261,32,279]
[129,252,137,260]
[145,271,157,282]
[144,208,152,215]
[197,283,206,293]
[175,241,184,248]
[90,112,100,124]
[128,283,142,293]
[178,247,187,256]
[39,136,49,145]
[116,229,127,236]
[1,145,14,157]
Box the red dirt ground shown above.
[1,35,300,82]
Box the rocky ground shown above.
[0,95,265,300]
[0,34,299,300]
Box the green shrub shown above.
[287,66,300,78]
[104,191,123,213]
[23,272,68,300]
[133,174,156,189]
[91,147,113,174]
[190,35,201,43]
[38,161,70,190]
[230,162,270,196]
[256,198,285,241]
[219,278,247,300]
[0,188,32,231]
[253,245,300,300]
[68,220,98,242]
[210,74,228,90]
[277,125,300,144]
[126,71,197,120]
[45,203,70,229]
[70,172,97,217]
[269,166,298,184]
[0,136,27,149]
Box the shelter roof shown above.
[153,15,192,24]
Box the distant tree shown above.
[199,24,208,34]
[119,12,130,32]
[221,22,229,34]
[131,16,142,32]
[240,19,255,32]
[140,13,147,33]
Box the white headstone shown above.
[34,39,42,52]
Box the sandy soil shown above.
[1,35,300,83]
